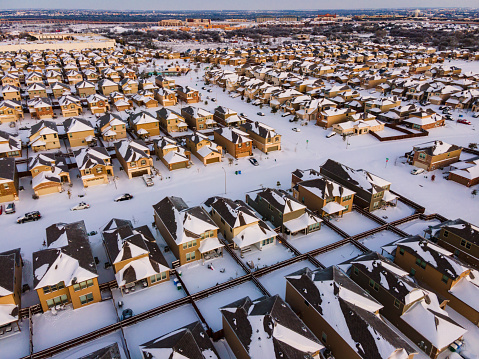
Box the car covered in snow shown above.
[5,203,15,214]
[257,112,265,116]
[326,131,336,138]
[292,127,301,132]
[249,158,259,166]
[71,202,90,211]
[411,168,425,175]
[114,193,133,202]
[17,211,41,224]
[472,112,479,118]
[143,174,154,187]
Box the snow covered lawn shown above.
[123,304,200,359]
[286,226,344,253]
[0,320,30,359]
[195,281,264,332]
[235,242,295,271]
[332,210,381,236]
[397,219,442,237]
[358,230,403,253]
[258,260,318,299]
[439,307,479,359]
[179,253,247,294]
[372,202,416,223]
[315,243,365,267]
[111,279,186,316]
[32,300,117,352]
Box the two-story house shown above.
[64,117,95,148]
[181,106,216,131]
[0,158,18,203]
[0,249,23,334]
[74,147,114,187]
[0,100,23,123]
[213,107,245,127]
[213,128,252,159]
[28,120,60,152]
[184,132,222,165]
[27,82,47,99]
[176,85,200,104]
[114,140,153,179]
[76,80,96,98]
[156,108,188,134]
[153,137,191,171]
[0,130,21,158]
[97,113,127,143]
[27,97,54,120]
[86,93,110,115]
[129,111,160,138]
[58,95,82,118]
[98,78,119,96]
[28,153,70,197]
[154,88,177,107]
[406,141,462,171]
[239,121,281,153]
[1,85,21,102]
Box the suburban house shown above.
[292,174,355,218]
[74,147,114,187]
[51,82,71,98]
[119,78,139,95]
[114,140,153,179]
[154,88,177,106]
[27,97,54,119]
[214,127,252,159]
[317,108,357,128]
[332,118,384,136]
[213,107,245,127]
[1,85,21,102]
[424,219,479,269]
[220,295,324,359]
[27,82,47,99]
[402,109,445,130]
[0,100,24,123]
[181,106,217,130]
[383,236,479,325]
[0,130,21,158]
[320,159,397,211]
[184,132,222,165]
[86,93,110,115]
[97,113,127,142]
[28,120,60,152]
[153,196,223,265]
[342,252,466,359]
[28,153,70,197]
[32,221,100,312]
[102,218,170,295]
[58,95,82,117]
[98,78,119,96]
[0,157,18,203]
[76,80,96,98]
[246,187,322,235]
[153,137,191,171]
[129,111,160,138]
[140,322,219,359]
[448,159,479,187]
[204,196,277,255]
[156,108,188,134]
[155,75,176,89]
[132,90,159,108]
[78,343,120,359]
[63,117,96,148]
[0,248,23,334]
[285,266,417,359]
[239,121,281,154]
[176,85,200,103]
[406,141,462,171]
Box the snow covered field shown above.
[286,225,345,253]
[1,321,30,359]
[358,230,403,253]
[235,242,295,270]
[372,202,416,223]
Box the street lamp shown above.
[221,167,227,194]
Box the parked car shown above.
[211,98,216,102]
[71,202,90,211]
[326,131,336,138]
[249,158,259,166]
[240,112,248,117]
[201,87,206,90]
[121,308,133,320]
[207,89,212,93]
[0,205,2,215]
[457,119,472,125]
[411,168,425,175]
[445,115,454,121]
[292,127,301,132]
[439,106,445,110]
[472,112,479,118]
[5,203,15,214]
[114,193,133,202]
[143,174,154,187]
[281,112,291,117]
[257,112,265,116]
[17,211,41,224]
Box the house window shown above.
[466,242,472,250]
[141,160,146,166]
[186,251,196,262]
[150,272,167,284]
[443,230,449,238]
[442,275,449,284]
[262,237,274,246]
[43,281,65,294]
[353,267,359,275]
[73,279,94,292]
[399,248,405,256]
[4,183,9,190]
[418,153,426,160]
[97,167,103,173]
[130,162,136,168]
[46,294,68,308]
[410,268,416,276]
[394,299,401,309]
[321,332,327,344]
[79,293,94,305]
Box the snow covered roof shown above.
[283,212,322,234]
[220,295,323,359]
[0,304,18,327]
[204,197,259,229]
[73,147,111,171]
[114,139,150,163]
[129,111,158,125]
[412,140,461,157]
[240,121,279,139]
[286,266,416,359]
[214,127,251,144]
[251,188,307,215]
[63,117,94,134]
[297,176,355,200]
[0,130,21,155]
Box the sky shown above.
[1,0,478,11]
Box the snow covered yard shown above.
[123,304,200,359]
[286,226,344,253]
[439,307,479,359]
[235,242,295,271]
[258,260,317,299]
[358,230,403,253]
[332,210,382,236]
[397,219,443,237]
[372,202,416,223]
[315,243,365,267]
[111,278,186,316]
[195,281,264,332]
[51,331,128,359]
[32,300,117,352]
[0,320,30,359]
[179,253,247,294]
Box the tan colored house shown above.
[74,147,114,187]
[1,73,20,88]
[317,107,357,128]
[98,78,119,96]
[153,137,191,171]
[97,113,127,142]
[213,106,245,127]
[154,88,177,106]
[185,132,222,165]
[114,140,153,179]
[155,75,175,89]
[28,153,70,196]
[58,95,82,117]
[65,70,83,85]
[119,78,138,94]
[33,221,101,312]
[156,108,188,134]
[0,130,21,158]
[25,72,43,86]
[153,196,223,265]
[102,219,170,294]
[214,127,252,159]
[27,82,48,99]
[64,117,95,148]
[0,248,23,333]
[181,106,216,130]
[28,120,60,152]
[239,121,281,153]
[176,85,200,104]
[86,93,110,114]
[0,100,23,123]
[0,158,18,203]
[407,141,462,171]
[51,82,72,98]
[1,85,21,101]
[27,98,54,119]
[129,111,160,138]
[76,81,96,98]
[332,118,384,136]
